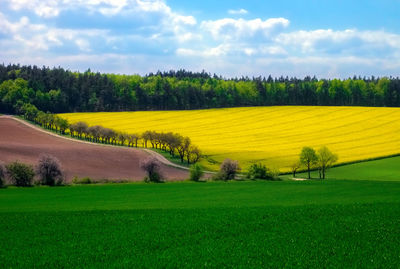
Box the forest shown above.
[1,63,400,114]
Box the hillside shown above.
[61,106,400,172]
[0,116,188,181]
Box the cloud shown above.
[176,44,232,57]
[7,0,60,17]
[2,0,400,78]
[201,18,290,41]
[228,8,248,15]
[0,11,110,53]
[276,29,400,56]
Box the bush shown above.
[246,163,274,180]
[72,176,92,184]
[140,157,164,183]
[36,154,64,186]
[189,163,204,182]
[6,161,35,187]
[215,158,240,181]
[0,162,5,187]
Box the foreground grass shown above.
[1,180,400,268]
[292,156,400,181]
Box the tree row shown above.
[20,104,201,165]
[1,64,400,114]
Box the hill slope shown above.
[0,117,188,181]
[61,106,400,171]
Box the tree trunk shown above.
[307,162,311,179]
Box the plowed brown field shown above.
[0,117,188,181]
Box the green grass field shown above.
[1,179,400,268]
[291,156,400,181]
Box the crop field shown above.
[61,106,400,172]
[0,117,188,181]
[1,179,400,268]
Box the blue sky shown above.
[1,0,399,78]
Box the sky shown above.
[0,0,400,78]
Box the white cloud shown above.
[0,11,109,52]
[176,44,231,57]
[260,46,287,55]
[276,29,400,54]
[8,0,60,17]
[3,1,400,78]
[5,0,175,18]
[228,8,248,15]
[75,39,91,52]
[201,17,290,41]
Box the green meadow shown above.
[1,178,400,268]
[292,156,400,181]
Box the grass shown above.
[60,106,400,172]
[1,180,400,268]
[289,156,400,181]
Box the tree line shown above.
[1,64,400,114]
[19,104,201,165]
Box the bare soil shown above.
[0,117,188,182]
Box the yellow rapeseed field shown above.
[60,106,400,172]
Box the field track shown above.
[0,116,188,181]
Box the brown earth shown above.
[0,117,188,182]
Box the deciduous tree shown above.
[317,146,338,179]
[300,147,318,179]
[36,154,64,186]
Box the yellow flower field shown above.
[60,106,400,172]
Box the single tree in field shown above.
[140,157,163,183]
[300,147,318,179]
[189,163,204,182]
[290,161,301,178]
[36,154,64,186]
[216,158,241,181]
[6,161,35,187]
[317,146,338,179]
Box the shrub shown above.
[6,161,35,187]
[72,176,92,184]
[246,163,274,180]
[36,154,64,186]
[0,162,5,187]
[189,163,204,182]
[215,158,240,181]
[140,157,163,183]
